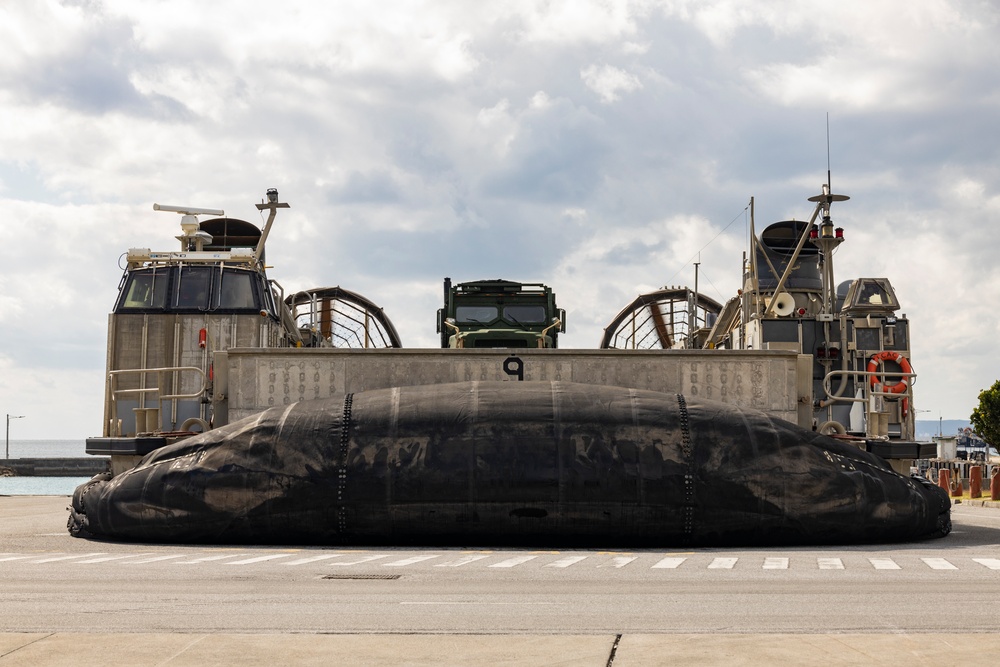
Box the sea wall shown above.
[1,458,109,477]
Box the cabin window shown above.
[503,305,546,324]
[120,270,168,310]
[858,281,888,305]
[841,278,900,313]
[174,267,212,310]
[456,305,498,324]
[116,265,270,314]
[217,270,257,309]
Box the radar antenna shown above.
[152,203,225,252]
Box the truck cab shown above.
[437,278,565,348]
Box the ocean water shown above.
[2,439,87,459]
[0,477,90,496]
[1,439,94,496]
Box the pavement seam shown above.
[605,633,621,666]
[154,633,209,666]
[0,632,54,659]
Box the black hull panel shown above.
[68,381,950,546]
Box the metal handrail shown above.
[109,366,207,401]
[822,368,916,403]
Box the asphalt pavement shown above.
[2,496,999,665]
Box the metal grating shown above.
[321,574,401,580]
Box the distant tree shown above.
[970,380,1000,446]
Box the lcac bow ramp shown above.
[68,381,950,546]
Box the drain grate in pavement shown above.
[321,574,401,580]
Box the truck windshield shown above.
[503,305,546,324]
[456,305,498,323]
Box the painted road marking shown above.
[176,554,248,564]
[74,553,154,564]
[226,554,295,565]
[869,558,901,570]
[384,555,441,567]
[124,554,191,564]
[763,557,789,570]
[10,550,1000,574]
[436,555,492,567]
[328,554,391,566]
[32,553,106,563]
[283,554,346,566]
[708,557,738,569]
[921,558,958,570]
[545,556,589,568]
[489,555,538,568]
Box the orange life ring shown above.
[867,351,913,394]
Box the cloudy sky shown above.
[1,0,998,438]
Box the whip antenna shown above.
[826,112,832,194]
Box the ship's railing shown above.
[107,366,208,435]
[821,368,917,403]
[821,368,916,439]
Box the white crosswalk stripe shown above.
[0,555,33,562]
[817,558,844,570]
[226,554,295,565]
[869,558,901,570]
[328,554,391,566]
[283,554,345,566]
[972,558,1000,570]
[489,555,538,568]
[384,555,440,567]
[32,553,106,563]
[436,554,492,567]
[124,554,191,564]
[921,558,958,570]
[708,557,738,569]
[763,557,788,570]
[176,554,248,564]
[651,557,686,569]
[545,555,588,568]
[600,556,637,568]
[75,553,155,564]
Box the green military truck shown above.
[437,278,565,348]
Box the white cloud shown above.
[580,64,643,103]
[661,0,1000,110]
[529,91,552,110]
[512,0,647,44]
[621,41,652,55]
